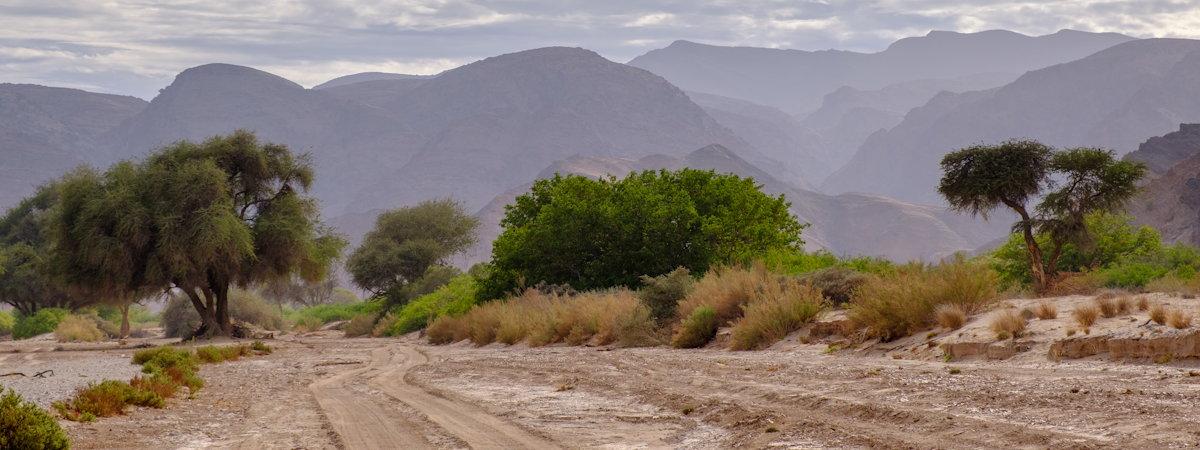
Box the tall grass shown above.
[848,258,998,341]
[54,314,106,342]
[729,278,825,350]
[676,265,770,326]
[426,289,658,347]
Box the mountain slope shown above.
[687,91,830,182]
[1125,123,1200,175]
[313,72,430,90]
[823,38,1200,204]
[628,29,1133,114]
[0,84,146,207]
[1130,150,1200,246]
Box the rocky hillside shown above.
[824,39,1200,204]
[0,84,146,207]
[1125,123,1200,175]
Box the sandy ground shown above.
[4,293,1200,449]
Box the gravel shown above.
[0,350,144,407]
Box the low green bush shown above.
[637,267,693,323]
[848,258,998,341]
[13,308,68,339]
[762,248,894,276]
[671,306,718,349]
[0,310,14,335]
[1101,261,1170,289]
[53,379,164,421]
[343,314,377,337]
[286,301,380,328]
[0,388,70,449]
[383,275,479,336]
[195,345,251,363]
[730,279,826,350]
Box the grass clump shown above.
[1094,293,1120,318]
[848,258,998,341]
[1136,296,1150,311]
[426,314,470,344]
[989,309,1027,340]
[671,306,718,349]
[638,267,694,324]
[0,310,14,336]
[729,279,826,350]
[195,345,251,363]
[13,308,68,339]
[934,304,967,330]
[677,265,769,327]
[1150,303,1168,325]
[1072,304,1100,329]
[1,388,70,449]
[292,315,323,332]
[54,314,106,342]
[1167,309,1192,329]
[250,340,273,354]
[1033,302,1058,320]
[343,314,378,337]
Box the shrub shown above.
[1168,309,1192,329]
[729,279,825,350]
[1094,293,1119,318]
[343,314,377,337]
[0,388,70,449]
[1149,303,1168,325]
[251,341,272,354]
[431,289,655,348]
[638,267,694,323]
[53,379,163,421]
[762,248,895,276]
[1102,262,1169,289]
[797,267,868,305]
[1033,302,1058,320]
[55,314,106,342]
[1073,304,1100,329]
[195,345,250,363]
[934,304,967,330]
[1044,272,1104,296]
[0,310,14,335]
[13,308,68,339]
[383,275,478,336]
[1146,274,1200,296]
[848,258,998,340]
[162,290,286,337]
[677,265,769,326]
[671,306,718,348]
[989,309,1027,340]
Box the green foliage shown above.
[13,308,68,339]
[286,301,381,327]
[761,248,894,276]
[0,310,13,335]
[95,304,157,326]
[195,345,251,363]
[671,306,718,349]
[0,182,81,315]
[1100,262,1170,289]
[0,388,70,449]
[53,379,164,421]
[384,275,479,336]
[637,267,694,323]
[481,169,805,299]
[347,199,478,305]
[938,140,1052,219]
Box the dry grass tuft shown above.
[342,313,377,337]
[1136,296,1150,311]
[1073,304,1100,329]
[1094,294,1119,318]
[1116,295,1133,315]
[848,258,998,341]
[1033,302,1058,320]
[426,315,469,344]
[729,278,826,350]
[54,315,106,343]
[676,265,770,326]
[671,306,718,349]
[989,309,1027,340]
[1149,303,1168,325]
[1167,309,1192,329]
[933,304,967,330]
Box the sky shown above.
[3,0,1200,99]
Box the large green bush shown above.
[0,388,70,449]
[383,275,479,336]
[13,308,68,339]
[480,169,805,299]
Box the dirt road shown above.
[51,332,1200,449]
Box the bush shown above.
[1044,272,1104,296]
[676,265,769,327]
[1146,274,1200,295]
[383,275,478,336]
[729,279,825,350]
[426,315,469,345]
[161,289,286,338]
[1168,308,1192,329]
[428,289,656,347]
[762,248,894,276]
[0,388,70,449]
[343,314,377,337]
[1101,262,1169,289]
[292,315,323,332]
[0,310,13,335]
[195,345,250,363]
[1033,302,1058,320]
[934,304,967,330]
[13,308,68,339]
[55,314,106,342]
[798,267,868,305]
[988,309,1026,340]
[286,301,380,329]
[250,340,272,354]
[53,379,163,421]
[848,258,998,341]
[671,306,718,349]
[638,267,693,323]
[1149,303,1168,325]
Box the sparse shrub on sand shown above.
[848,258,998,341]
[1150,303,1168,325]
[195,345,251,363]
[934,304,967,330]
[671,306,718,349]
[292,315,324,333]
[1073,304,1100,329]
[729,279,825,350]
[1167,309,1192,329]
[426,314,469,344]
[53,380,163,421]
[989,309,1027,340]
[54,314,106,342]
[0,388,70,449]
[1033,302,1058,320]
[0,310,14,336]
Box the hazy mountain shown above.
[686,91,828,183]
[467,144,1009,264]
[1125,123,1200,175]
[628,29,1133,115]
[100,63,420,213]
[824,39,1200,204]
[343,47,789,214]
[0,84,146,207]
[1130,151,1200,246]
[312,72,430,90]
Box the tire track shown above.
[309,347,435,449]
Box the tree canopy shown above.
[0,183,81,315]
[939,141,1145,291]
[478,169,805,299]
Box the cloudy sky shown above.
[3,0,1200,99]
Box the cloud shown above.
[1,0,1198,99]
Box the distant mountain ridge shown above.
[1125,123,1200,175]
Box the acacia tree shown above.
[0,183,85,315]
[939,141,1144,291]
[347,199,478,309]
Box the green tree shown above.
[480,169,804,299]
[0,182,84,315]
[347,199,478,309]
[940,141,1144,291]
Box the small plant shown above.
[292,315,323,332]
[1136,296,1150,311]
[1149,303,1168,325]
[989,309,1026,340]
[53,379,163,421]
[1073,304,1100,328]
[672,306,719,349]
[0,310,15,336]
[934,304,967,330]
[1033,302,1057,320]
[948,367,962,375]
[1116,296,1132,315]
[797,267,868,305]
[250,340,273,354]
[1094,294,1119,318]
[1167,309,1192,329]
[637,267,693,323]
[426,315,468,344]
[0,388,70,449]
[195,345,251,363]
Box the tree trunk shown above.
[1007,202,1051,293]
[215,284,231,335]
[185,287,221,338]
[119,304,130,339]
